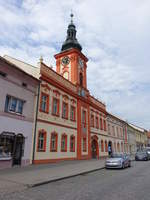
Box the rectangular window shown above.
[108,124,110,135]
[83,138,87,152]
[91,114,94,127]
[96,116,99,129]
[70,135,75,152]
[82,110,87,133]
[52,98,59,116]
[37,131,46,152]
[4,95,24,114]
[100,118,103,130]
[61,135,67,152]
[112,126,115,136]
[103,119,106,131]
[62,102,68,119]
[50,133,57,152]
[70,106,76,121]
[40,93,49,113]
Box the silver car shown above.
[105,154,131,169]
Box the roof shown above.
[107,112,126,124]
[3,55,40,79]
[129,123,145,133]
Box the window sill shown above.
[37,150,46,152]
[70,119,76,122]
[50,149,57,152]
[39,109,49,114]
[62,116,68,120]
[4,111,25,118]
[61,150,67,152]
[52,113,60,117]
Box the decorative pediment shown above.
[71,99,76,105]
[53,89,60,97]
[41,83,51,92]
[62,94,69,102]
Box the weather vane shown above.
[70,9,74,23]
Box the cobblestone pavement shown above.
[1,161,150,200]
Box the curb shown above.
[28,166,105,188]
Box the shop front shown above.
[0,131,25,169]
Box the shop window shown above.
[91,114,94,127]
[96,116,99,129]
[37,130,47,152]
[5,95,24,114]
[40,92,49,113]
[52,97,59,116]
[101,140,104,152]
[61,134,67,152]
[50,132,58,152]
[70,106,76,121]
[83,137,87,152]
[70,135,75,152]
[62,102,68,119]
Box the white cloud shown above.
[0,0,149,129]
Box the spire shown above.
[61,13,82,52]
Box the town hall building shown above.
[1,14,127,166]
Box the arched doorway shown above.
[91,136,99,159]
[108,141,112,155]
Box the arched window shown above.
[37,130,47,152]
[105,140,108,152]
[70,135,75,152]
[101,140,104,152]
[114,142,116,152]
[79,72,83,86]
[117,143,120,152]
[50,132,58,152]
[61,134,67,152]
[121,142,123,152]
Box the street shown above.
[1,161,150,200]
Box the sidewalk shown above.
[0,159,105,193]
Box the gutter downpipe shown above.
[32,81,40,164]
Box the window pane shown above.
[41,95,47,112]
[17,100,24,114]
[10,97,17,112]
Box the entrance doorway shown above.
[91,136,99,159]
[12,134,25,166]
[108,141,112,156]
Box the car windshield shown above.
[137,151,146,155]
[111,154,124,158]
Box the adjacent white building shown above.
[0,56,39,169]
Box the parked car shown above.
[135,151,149,161]
[143,148,150,160]
[105,153,131,169]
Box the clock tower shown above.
[54,13,88,90]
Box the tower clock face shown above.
[61,56,70,66]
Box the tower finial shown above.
[70,10,74,23]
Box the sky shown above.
[0,0,150,129]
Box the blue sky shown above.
[0,0,150,129]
